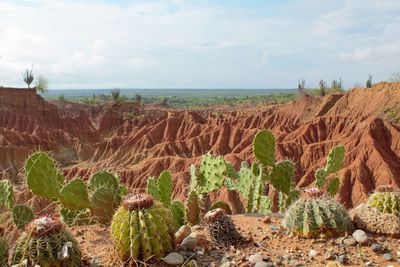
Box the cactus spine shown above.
[12,216,82,266]
[253,130,298,211]
[111,194,176,264]
[315,145,345,196]
[367,185,400,215]
[284,189,354,238]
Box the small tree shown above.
[366,75,372,88]
[135,93,142,104]
[298,78,305,96]
[35,75,48,93]
[111,88,120,102]
[58,94,66,102]
[319,79,326,96]
[22,67,34,88]
[161,97,168,105]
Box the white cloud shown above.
[0,0,399,89]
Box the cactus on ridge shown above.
[111,194,176,264]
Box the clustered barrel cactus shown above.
[12,216,82,266]
[354,185,400,235]
[0,227,8,267]
[367,185,400,215]
[111,194,176,264]
[284,188,354,238]
[24,152,127,225]
[204,208,245,247]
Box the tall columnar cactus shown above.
[315,145,345,196]
[204,208,245,247]
[253,130,299,211]
[12,216,82,267]
[146,171,185,226]
[284,188,354,238]
[367,185,400,215]
[0,227,8,267]
[111,194,176,264]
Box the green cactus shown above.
[60,208,93,226]
[368,188,400,215]
[25,152,64,199]
[185,190,200,225]
[0,234,8,267]
[88,171,119,192]
[170,200,185,227]
[284,192,354,238]
[0,179,14,210]
[90,187,121,224]
[12,216,82,267]
[146,171,173,207]
[12,204,34,229]
[252,130,299,211]
[60,179,90,210]
[111,194,176,264]
[315,145,345,197]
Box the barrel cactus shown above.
[12,216,82,266]
[204,208,245,247]
[111,194,176,264]
[368,185,400,215]
[284,188,354,238]
[0,227,8,267]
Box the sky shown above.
[0,0,399,89]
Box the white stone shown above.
[162,252,184,265]
[249,254,264,264]
[309,249,318,258]
[352,229,369,245]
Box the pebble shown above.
[254,262,272,267]
[180,236,197,251]
[325,262,343,267]
[342,236,357,246]
[371,243,383,253]
[309,249,317,259]
[162,252,184,265]
[383,253,393,261]
[175,225,191,245]
[352,229,369,245]
[248,254,264,264]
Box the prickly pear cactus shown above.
[60,208,93,226]
[146,170,173,207]
[170,200,185,227]
[204,208,245,247]
[315,145,345,197]
[12,216,82,267]
[0,179,14,210]
[284,188,353,238]
[0,227,8,267]
[111,194,176,264]
[88,171,119,192]
[90,187,121,224]
[25,152,64,199]
[60,179,90,210]
[12,204,34,229]
[368,185,400,215]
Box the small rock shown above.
[342,236,357,246]
[180,236,197,251]
[309,249,318,259]
[324,251,336,261]
[352,229,369,245]
[263,215,272,224]
[254,262,271,267]
[364,261,373,266]
[383,253,393,261]
[371,243,383,253]
[175,225,191,245]
[249,254,264,264]
[162,252,184,265]
[325,262,344,267]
